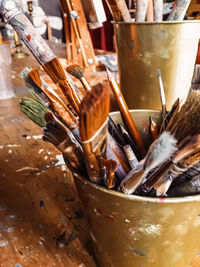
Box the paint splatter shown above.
[15,264,22,267]
[0,241,8,247]
[105,215,114,222]
[4,227,15,233]
[130,248,147,257]
[39,201,45,207]
[55,155,67,171]
[0,145,3,149]
[7,215,17,221]
[0,205,7,211]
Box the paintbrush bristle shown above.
[20,96,49,127]
[20,67,42,94]
[144,131,177,171]
[166,91,200,142]
[80,83,110,141]
[43,57,66,83]
[66,64,83,80]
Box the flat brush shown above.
[66,64,91,94]
[120,131,177,194]
[106,68,146,157]
[20,95,48,128]
[79,83,110,184]
[20,67,77,129]
[142,135,200,194]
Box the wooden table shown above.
[0,41,115,267]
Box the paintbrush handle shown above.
[108,76,146,156]
[135,0,148,22]
[105,0,132,22]
[167,0,191,21]
[153,0,163,21]
[0,1,55,65]
[146,0,154,21]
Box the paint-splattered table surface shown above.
[0,42,116,267]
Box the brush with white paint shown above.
[142,135,200,195]
[120,131,178,194]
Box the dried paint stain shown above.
[130,248,147,257]
[138,223,162,237]
[0,241,8,247]
[4,227,15,233]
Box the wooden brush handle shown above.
[108,75,146,156]
[146,0,154,21]
[167,0,191,21]
[105,0,132,22]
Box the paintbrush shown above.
[120,131,178,194]
[135,0,149,22]
[166,91,200,143]
[20,95,86,175]
[167,0,191,21]
[20,94,49,128]
[146,0,154,21]
[43,112,86,175]
[160,98,180,133]
[153,148,200,196]
[153,0,163,21]
[149,116,159,141]
[44,58,81,115]
[20,67,78,129]
[142,135,200,195]
[105,0,132,22]
[157,70,167,122]
[79,83,110,184]
[66,64,91,93]
[168,173,200,197]
[102,158,118,189]
[0,0,81,116]
[117,123,143,161]
[106,68,146,156]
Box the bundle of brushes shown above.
[19,59,200,199]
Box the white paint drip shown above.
[16,167,39,173]
[55,155,66,171]
[8,150,12,154]
[38,149,44,154]
[33,135,43,140]
[6,144,21,148]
